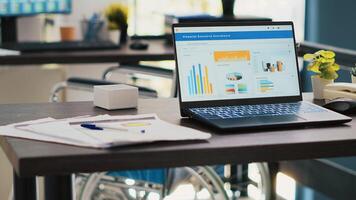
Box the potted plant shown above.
[105,3,128,44]
[352,65,356,83]
[303,50,340,99]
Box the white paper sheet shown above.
[0,114,211,148]
[0,48,20,56]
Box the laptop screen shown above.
[174,24,301,103]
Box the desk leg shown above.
[13,170,38,200]
[44,174,74,200]
[268,162,279,200]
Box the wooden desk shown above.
[0,96,355,200]
[0,40,175,65]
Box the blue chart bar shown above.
[192,65,197,94]
[188,76,193,95]
[260,80,274,85]
[190,70,193,95]
[191,70,194,94]
[199,64,204,94]
[187,76,191,95]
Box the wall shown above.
[235,0,305,42]
[301,0,355,91]
[298,0,356,199]
[305,0,356,50]
[61,0,126,40]
[0,66,65,104]
[17,0,126,41]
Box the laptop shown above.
[172,21,352,131]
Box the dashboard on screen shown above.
[174,24,300,102]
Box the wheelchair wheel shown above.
[77,166,229,200]
[77,163,271,200]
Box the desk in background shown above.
[0,39,175,65]
[1,41,356,68]
[0,93,355,200]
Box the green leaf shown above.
[305,49,339,80]
[321,67,339,80]
[319,63,329,71]
[331,63,340,71]
[320,50,335,58]
[317,57,334,64]
[321,70,337,80]
[303,53,315,60]
[351,66,356,76]
[315,50,324,55]
[327,58,335,63]
[307,63,321,73]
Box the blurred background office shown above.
[0,0,306,103]
[1,0,356,200]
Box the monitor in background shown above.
[0,0,72,43]
[221,0,235,17]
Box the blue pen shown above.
[81,123,130,131]
[81,124,103,130]
[80,123,146,134]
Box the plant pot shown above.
[311,76,334,99]
[352,75,356,84]
[60,26,76,41]
[108,30,121,45]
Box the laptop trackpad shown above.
[254,115,304,123]
[216,115,305,127]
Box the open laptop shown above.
[172,21,352,131]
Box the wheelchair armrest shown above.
[66,77,158,97]
[67,77,118,86]
[117,64,174,79]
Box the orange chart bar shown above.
[214,50,251,62]
[204,66,212,94]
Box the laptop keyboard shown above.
[190,103,326,119]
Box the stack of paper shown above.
[0,114,211,148]
[0,48,20,56]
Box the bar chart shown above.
[259,79,274,93]
[187,64,213,96]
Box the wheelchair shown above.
[49,63,271,200]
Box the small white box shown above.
[94,84,138,110]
